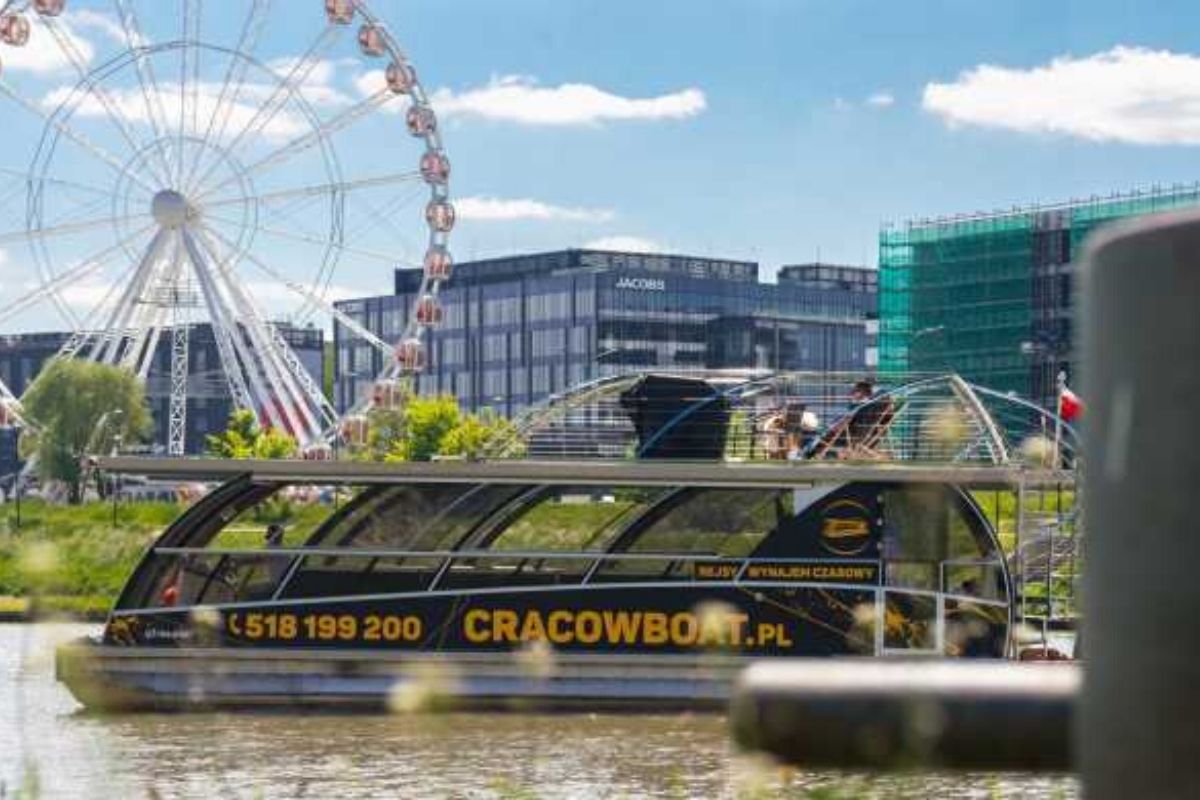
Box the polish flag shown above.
[1058,386,1083,422]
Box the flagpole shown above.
[1053,370,1066,468]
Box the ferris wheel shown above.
[0,0,453,455]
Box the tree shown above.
[206,408,298,460]
[204,408,257,458]
[439,408,520,460]
[386,394,461,462]
[21,359,152,503]
[345,391,520,462]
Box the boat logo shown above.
[818,499,873,556]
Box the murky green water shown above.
[0,624,1077,799]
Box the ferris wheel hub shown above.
[151,190,193,229]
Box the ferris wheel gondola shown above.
[0,0,453,454]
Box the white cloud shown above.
[41,84,311,142]
[415,74,705,126]
[59,277,114,309]
[354,69,389,98]
[1,17,95,75]
[582,235,664,253]
[67,9,135,46]
[923,46,1200,145]
[455,196,615,223]
[266,57,354,108]
[866,92,895,108]
[41,58,352,143]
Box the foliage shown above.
[205,408,298,460]
[386,394,461,462]
[322,341,335,400]
[724,409,753,460]
[205,408,257,458]
[20,360,152,503]
[256,426,300,459]
[439,408,520,460]
[0,498,177,608]
[352,407,406,462]
[348,392,519,462]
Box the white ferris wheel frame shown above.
[0,0,454,455]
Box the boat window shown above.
[437,486,666,587]
[276,484,532,597]
[625,489,781,556]
[206,485,332,550]
[594,489,782,580]
[880,486,1004,600]
[485,486,665,552]
[146,552,291,608]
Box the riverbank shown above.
[0,499,181,620]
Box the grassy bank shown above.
[0,499,181,620]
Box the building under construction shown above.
[879,183,1200,408]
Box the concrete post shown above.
[1079,209,1200,798]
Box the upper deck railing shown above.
[484,371,1080,470]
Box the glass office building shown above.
[0,324,323,481]
[879,183,1200,408]
[333,249,876,415]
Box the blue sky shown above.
[0,0,1197,332]
[395,0,1200,272]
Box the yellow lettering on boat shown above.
[519,610,547,641]
[492,609,519,643]
[464,609,490,643]
[457,607,796,650]
[602,611,642,644]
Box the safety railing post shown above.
[873,587,885,656]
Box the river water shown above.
[0,624,1078,799]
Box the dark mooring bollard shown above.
[1079,209,1200,798]
[730,660,1077,771]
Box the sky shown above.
[0,0,1198,333]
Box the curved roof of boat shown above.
[487,371,1080,467]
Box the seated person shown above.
[758,407,789,460]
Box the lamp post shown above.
[12,422,22,531]
[1019,334,1067,411]
[107,410,124,528]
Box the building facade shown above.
[333,249,876,416]
[879,184,1200,408]
[0,324,323,479]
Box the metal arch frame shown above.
[485,372,650,458]
[491,370,1083,468]
[970,383,1081,454]
[0,0,453,451]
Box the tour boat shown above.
[58,373,1078,710]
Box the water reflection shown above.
[1,624,1077,799]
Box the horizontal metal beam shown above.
[93,455,1075,488]
[731,660,1077,772]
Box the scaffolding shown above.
[879,182,1200,404]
